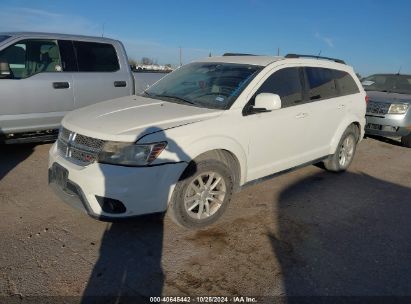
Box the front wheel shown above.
[168,159,233,229]
[324,125,358,172]
[401,133,411,148]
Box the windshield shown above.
[362,74,411,95]
[145,62,263,109]
[0,35,10,43]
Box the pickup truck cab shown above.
[48,54,366,228]
[0,32,163,143]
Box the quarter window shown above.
[73,41,119,72]
[0,39,62,79]
[305,67,338,101]
[333,70,360,95]
[255,67,304,108]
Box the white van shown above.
[48,54,366,228]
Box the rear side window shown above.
[73,41,119,72]
[305,67,338,101]
[255,67,304,108]
[333,70,360,95]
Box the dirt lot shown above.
[1,137,411,302]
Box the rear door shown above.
[71,41,132,109]
[301,67,343,157]
[0,38,74,133]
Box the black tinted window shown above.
[334,70,359,95]
[58,40,77,72]
[305,67,338,100]
[256,67,303,107]
[73,41,119,72]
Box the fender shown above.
[183,135,249,185]
[329,113,365,154]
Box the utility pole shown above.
[179,47,182,67]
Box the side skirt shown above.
[240,156,330,190]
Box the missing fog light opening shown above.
[95,196,126,214]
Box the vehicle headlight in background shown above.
[98,141,167,166]
[388,103,409,114]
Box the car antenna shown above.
[397,66,402,75]
[317,50,322,59]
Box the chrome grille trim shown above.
[57,128,106,166]
[366,101,391,115]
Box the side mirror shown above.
[253,93,282,112]
[0,61,11,79]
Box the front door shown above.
[244,67,312,181]
[0,38,74,133]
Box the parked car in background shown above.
[362,74,411,147]
[0,32,164,143]
[48,53,366,228]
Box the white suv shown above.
[48,54,366,228]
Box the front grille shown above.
[367,101,391,115]
[57,128,105,166]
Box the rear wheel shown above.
[401,133,411,148]
[168,159,233,229]
[324,125,358,172]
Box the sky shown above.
[0,0,410,76]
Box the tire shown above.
[168,159,234,229]
[401,133,411,148]
[323,125,359,172]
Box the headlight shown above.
[388,103,409,114]
[98,141,167,166]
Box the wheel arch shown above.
[179,136,247,190]
[329,117,363,155]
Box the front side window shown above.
[0,39,62,79]
[145,62,262,110]
[254,67,304,108]
[73,41,119,72]
[362,74,411,95]
[305,67,338,101]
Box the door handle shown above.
[296,112,308,119]
[53,82,70,89]
[114,81,127,87]
[338,104,346,109]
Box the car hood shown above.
[367,91,411,104]
[62,95,223,142]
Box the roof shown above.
[195,55,284,66]
[0,32,118,43]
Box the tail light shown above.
[365,95,369,104]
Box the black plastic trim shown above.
[285,53,346,64]
[240,156,329,189]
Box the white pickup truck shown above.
[0,32,165,143]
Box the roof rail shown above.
[223,53,257,56]
[285,53,345,64]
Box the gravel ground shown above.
[1,137,410,302]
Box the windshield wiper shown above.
[152,94,195,105]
